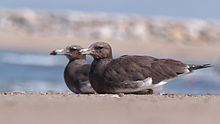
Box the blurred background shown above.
[0,0,220,94]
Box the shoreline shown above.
[0,30,220,62]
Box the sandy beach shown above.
[1,10,220,124]
[0,93,220,124]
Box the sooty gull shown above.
[80,42,212,94]
[50,45,95,94]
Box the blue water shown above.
[0,51,219,94]
[0,51,69,93]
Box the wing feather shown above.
[103,56,187,84]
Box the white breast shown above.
[114,77,169,93]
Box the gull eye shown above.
[95,46,104,50]
[70,47,77,51]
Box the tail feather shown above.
[188,64,212,71]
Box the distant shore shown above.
[0,93,220,124]
[1,29,220,62]
[1,10,220,62]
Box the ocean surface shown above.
[0,51,220,95]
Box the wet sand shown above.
[0,93,220,124]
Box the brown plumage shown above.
[50,45,95,94]
[80,42,212,94]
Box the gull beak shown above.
[79,48,93,55]
[50,49,65,55]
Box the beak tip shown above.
[50,50,56,55]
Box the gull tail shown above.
[188,64,212,71]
